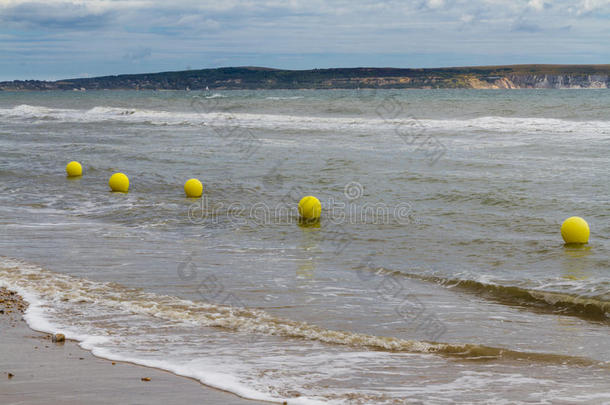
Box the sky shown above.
[0,0,609,81]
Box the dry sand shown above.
[0,287,268,405]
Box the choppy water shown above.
[0,89,609,404]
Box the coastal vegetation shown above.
[2,65,609,90]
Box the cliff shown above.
[1,65,609,90]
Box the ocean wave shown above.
[265,96,305,100]
[1,104,610,138]
[0,257,604,367]
[2,257,609,404]
[376,268,610,322]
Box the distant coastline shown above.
[1,65,609,91]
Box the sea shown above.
[0,89,608,404]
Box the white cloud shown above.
[1,0,609,80]
[460,13,474,23]
[578,0,610,13]
[527,0,545,11]
[426,0,445,9]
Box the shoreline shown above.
[0,287,269,405]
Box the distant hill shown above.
[2,65,610,90]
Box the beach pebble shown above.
[52,333,66,343]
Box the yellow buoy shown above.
[561,216,589,244]
[66,161,82,177]
[109,173,129,193]
[298,196,322,221]
[184,178,203,198]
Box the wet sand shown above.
[0,287,266,405]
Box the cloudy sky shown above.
[0,0,609,80]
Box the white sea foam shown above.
[1,105,609,140]
[265,96,305,100]
[2,257,606,404]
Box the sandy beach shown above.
[0,287,265,405]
